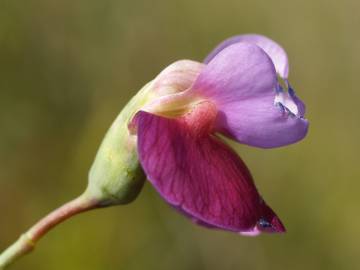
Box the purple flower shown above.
[0,35,311,270]
[133,34,308,235]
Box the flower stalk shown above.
[0,194,99,269]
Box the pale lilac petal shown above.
[190,43,308,148]
[287,81,306,117]
[240,228,261,236]
[152,60,204,95]
[204,34,289,78]
[192,43,277,102]
[218,95,309,148]
[134,105,285,234]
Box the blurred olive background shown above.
[1,0,359,269]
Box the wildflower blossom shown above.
[133,35,308,235]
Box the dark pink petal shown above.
[134,103,285,234]
[190,43,308,148]
[204,34,289,79]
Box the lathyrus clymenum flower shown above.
[0,34,308,269]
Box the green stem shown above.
[0,194,98,269]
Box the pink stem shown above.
[0,194,99,269]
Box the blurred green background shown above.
[1,0,359,269]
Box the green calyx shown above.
[85,82,155,206]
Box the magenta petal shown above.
[134,107,285,234]
[204,34,289,78]
[190,43,308,148]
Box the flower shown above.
[131,34,308,235]
[0,34,310,270]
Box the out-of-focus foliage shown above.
[0,0,359,269]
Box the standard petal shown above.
[191,42,278,103]
[134,105,285,234]
[190,43,308,148]
[204,34,289,79]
